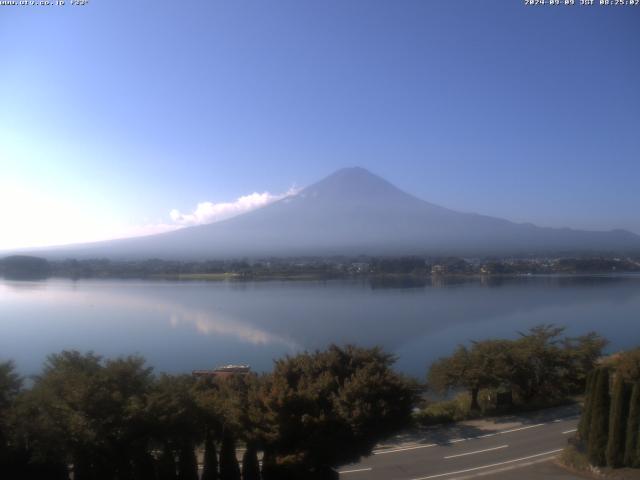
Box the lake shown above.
[1,275,639,378]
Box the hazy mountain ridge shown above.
[23,167,640,259]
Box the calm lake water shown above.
[1,275,639,378]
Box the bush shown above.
[415,394,471,426]
[560,445,591,471]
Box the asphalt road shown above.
[338,410,580,480]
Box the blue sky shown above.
[1,0,639,249]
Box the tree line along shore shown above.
[1,254,640,280]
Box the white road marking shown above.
[562,428,577,434]
[370,416,575,456]
[496,423,545,435]
[373,443,437,455]
[338,467,373,474]
[440,423,544,446]
[409,448,564,480]
[444,444,508,459]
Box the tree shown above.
[0,361,21,448]
[578,370,596,444]
[0,255,50,279]
[178,441,198,480]
[26,351,104,478]
[588,368,610,467]
[219,433,241,480]
[614,348,640,382]
[624,382,640,468]
[242,444,260,480]
[257,345,417,475]
[146,374,204,455]
[563,332,608,392]
[260,451,278,480]
[201,431,219,480]
[157,447,178,480]
[509,325,570,402]
[606,374,630,467]
[428,341,510,411]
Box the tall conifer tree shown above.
[202,431,219,480]
[588,368,610,466]
[606,374,630,467]
[220,434,241,480]
[178,442,199,480]
[624,382,640,467]
[242,444,261,480]
[579,370,596,444]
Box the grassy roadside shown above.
[558,446,640,479]
[414,391,581,427]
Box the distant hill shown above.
[18,167,640,259]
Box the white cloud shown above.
[169,187,299,227]
[0,181,299,251]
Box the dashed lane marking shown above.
[443,445,509,460]
[338,467,373,474]
[409,448,564,480]
[371,416,577,455]
[373,443,437,455]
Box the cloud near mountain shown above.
[169,187,300,226]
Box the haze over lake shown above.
[2,275,639,378]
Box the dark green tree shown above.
[257,345,417,475]
[606,374,630,467]
[509,325,570,402]
[157,447,178,480]
[201,431,219,480]
[178,441,199,480]
[0,361,21,455]
[615,348,640,382]
[563,332,608,393]
[132,449,157,480]
[578,370,596,444]
[14,351,156,480]
[220,433,241,480]
[242,444,260,480]
[260,451,278,480]
[624,382,640,468]
[428,340,510,411]
[146,374,204,459]
[588,368,611,467]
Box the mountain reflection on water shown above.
[1,275,639,378]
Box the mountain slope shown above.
[32,167,640,259]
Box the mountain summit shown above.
[33,167,640,259]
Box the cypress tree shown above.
[588,368,610,467]
[578,370,596,444]
[178,442,199,480]
[606,374,630,467]
[242,444,261,480]
[73,456,92,480]
[201,431,219,480]
[219,434,241,480]
[260,451,277,480]
[132,450,157,480]
[624,382,640,467]
[157,447,178,480]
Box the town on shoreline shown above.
[1,254,640,281]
